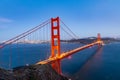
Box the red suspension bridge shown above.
[0,17,104,74]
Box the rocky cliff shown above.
[0,64,68,80]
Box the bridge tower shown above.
[97,33,101,41]
[51,17,61,74]
[97,33,103,46]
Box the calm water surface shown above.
[0,42,120,80]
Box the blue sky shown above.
[0,0,120,41]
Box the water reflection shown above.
[74,47,103,80]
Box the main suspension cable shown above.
[60,19,79,39]
[0,19,50,49]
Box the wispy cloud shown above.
[0,17,13,23]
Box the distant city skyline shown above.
[0,0,120,41]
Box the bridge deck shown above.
[36,41,103,65]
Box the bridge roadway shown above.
[36,41,103,65]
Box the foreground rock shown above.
[0,64,68,80]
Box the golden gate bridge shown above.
[0,17,104,75]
